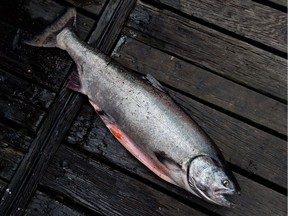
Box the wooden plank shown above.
[0,11,94,92]
[150,0,287,53]
[26,191,88,216]
[64,0,106,16]
[67,92,286,190]
[66,107,287,216]
[0,146,23,181]
[41,145,209,216]
[64,103,286,216]
[0,20,72,92]
[167,89,287,189]
[0,179,7,194]
[88,0,137,53]
[0,123,32,152]
[126,2,287,102]
[0,93,45,132]
[0,0,100,34]
[0,0,136,214]
[111,36,287,136]
[0,89,84,216]
[0,69,55,109]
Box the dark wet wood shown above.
[0,93,45,132]
[151,0,287,53]
[65,103,287,216]
[26,191,89,216]
[0,69,55,109]
[0,179,7,194]
[127,2,287,102]
[88,0,137,53]
[112,36,287,136]
[168,89,287,189]
[0,123,32,151]
[0,89,84,216]
[0,0,286,215]
[0,20,72,92]
[67,103,287,189]
[64,0,106,15]
[41,145,209,216]
[0,146,23,181]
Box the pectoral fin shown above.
[96,111,176,185]
[143,74,167,93]
[155,151,182,173]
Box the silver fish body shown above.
[27,8,240,207]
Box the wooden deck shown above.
[0,0,286,215]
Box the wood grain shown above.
[64,0,106,15]
[0,69,55,109]
[0,179,7,194]
[0,20,72,92]
[67,94,286,190]
[0,123,32,152]
[126,2,287,101]
[111,36,287,136]
[26,191,88,216]
[0,146,23,181]
[0,0,100,35]
[0,9,95,92]
[88,0,137,53]
[41,145,209,216]
[0,93,45,132]
[65,104,287,216]
[0,89,84,216]
[151,0,287,52]
[168,89,287,189]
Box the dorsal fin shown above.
[143,74,166,93]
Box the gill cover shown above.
[188,155,240,207]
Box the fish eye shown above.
[222,179,230,187]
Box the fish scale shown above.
[26,8,240,207]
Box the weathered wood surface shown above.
[0,179,7,194]
[0,69,55,110]
[0,146,23,181]
[41,145,209,216]
[0,0,286,215]
[64,0,106,16]
[26,191,88,216]
[65,102,287,216]
[0,92,45,132]
[0,20,72,92]
[0,123,32,152]
[0,0,95,93]
[112,36,287,136]
[127,2,287,102]
[150,0,287,53]
[0,0,99,34]
[67,101,286,189]
[0,89,84,216]
[88,0,137,53]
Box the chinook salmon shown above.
[26,8,240,207]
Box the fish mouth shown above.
[194,183,238,207]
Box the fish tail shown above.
[25,8,76,48]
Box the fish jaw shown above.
[187,155,240,207]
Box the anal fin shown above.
[67,69,82,93]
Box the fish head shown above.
[187,155,240,207]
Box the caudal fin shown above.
[25,8,76,47]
